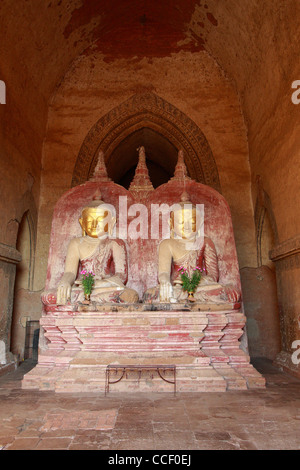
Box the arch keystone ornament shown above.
[72,93,221,193]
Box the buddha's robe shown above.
[70,238,138,303]
[42,237,138,305]
[144,236,240,303]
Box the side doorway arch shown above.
[241,176,281,360]
[11,191,38,363]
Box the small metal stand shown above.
[105,364,176,395]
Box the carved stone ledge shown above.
[0,243,22,265]
[22,309,265,392]
[273,350,300,379]
[270,235,300,262]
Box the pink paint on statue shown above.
[44,147,241,303]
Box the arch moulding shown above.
[71,92,221,193]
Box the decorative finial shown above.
[180,191,191,203]
[92,188,102,201]
[129,146,154,198]
[172,149,190,181]
[89,150,111,182]
[137,146,146,162]
[82,189,106,211]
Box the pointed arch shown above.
[71,93,221,193]
[254,177,279,267]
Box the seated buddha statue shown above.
[56,193,139,305]
[144,192,241,304]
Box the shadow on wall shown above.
[242,178,281,360]
[24,321,39,362]
[241,266,281,360]
[10,211,40,362]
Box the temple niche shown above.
[22,147,265,393]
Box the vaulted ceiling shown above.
[1,0,299,162]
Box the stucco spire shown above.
[172,149,190,181]
[90,149,111,182]
[129,146,154,196]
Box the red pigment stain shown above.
[206,12,218,26]
[64,0,217,62]
[189,31,206,47]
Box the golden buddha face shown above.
[170,206,198,240]
[79,206,114,239]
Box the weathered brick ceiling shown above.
[0,0,299,164]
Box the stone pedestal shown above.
[24,150,266,393]
[22,305,265,393]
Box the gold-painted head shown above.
[170,192,201,241]
[79,192,116,239]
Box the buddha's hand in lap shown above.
[199,275,218,285]
[94,279,114,288]
[57,282,72,305]
[94,275,125,289]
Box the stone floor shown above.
[0,358,299,450]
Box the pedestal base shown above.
[22,306,265,393]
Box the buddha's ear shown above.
[168,214,175,238]
[79,217,86,237]
[169,212,174,229]
[108,216,116,236]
